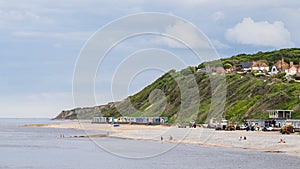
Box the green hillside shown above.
[222,48,300,66]
[55,48,300,123]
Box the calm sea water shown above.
[1,118,300,169]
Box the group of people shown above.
[161,135,173,142]
[239,136,247,141]
[189,121,197,128]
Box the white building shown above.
[268,65,278,75]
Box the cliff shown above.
[54,48,300,122]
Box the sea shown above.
[1,118,300,169]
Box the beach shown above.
[2,118,300,169]
[31,121,300,156]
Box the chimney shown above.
[281,57,284,70]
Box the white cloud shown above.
[225,17,294,47]
[163,20,211,49]
[12,31,91,41]
[2,0,300,118]
[0,10,40,20]
[0,9,54,26]
[0,10,43,29]
[211,11,225,21]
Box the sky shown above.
[0,0,299,118]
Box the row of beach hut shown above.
[92,116,168,124]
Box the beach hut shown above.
[267,110,293,120]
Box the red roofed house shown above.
[275,58,289,71]
[251,61,269,71]
[286,62,298,75]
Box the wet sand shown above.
[28,121,300,156]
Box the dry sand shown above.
[29,121,300,156]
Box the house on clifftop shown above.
[237,62,252,71]
[275,57,289,71]
[251,61,269,71]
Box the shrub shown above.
[276,72,286,79]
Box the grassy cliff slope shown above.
[55,48,300,123]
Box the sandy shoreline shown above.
[25,121,300,156]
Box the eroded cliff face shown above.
[53,109,77,120]
[53,102,117,120]
[54,72,300,123]
[54,49,300,122]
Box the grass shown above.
[55,48,300,123]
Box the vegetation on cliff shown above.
[55,48,300,123]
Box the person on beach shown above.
[279,138,286,143]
